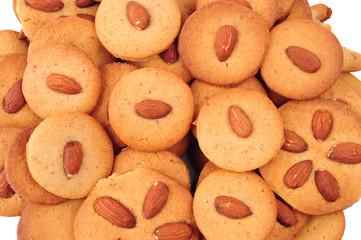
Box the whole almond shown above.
[215,25,238,62]
[127,1,150,30]
[282,129,308,153]
[63,141,83,178]
[143,182,169,219]
[76,0,98,8]
[327,142,361,164]
[286,46,321,73]
[153,222,193,240]
[94,197,136,228]
[312,109,333,141]
[47,74,82,94]
[315,169,339,202]
[284,160,313,189]
[214,196,253,219]
[3,79,25,114]
[0,169,15,199]
[276,198,298,227]
[228,105,252,138]
[25,0,64,12]
[160,42,178,64]
[135,100,172,119]
[76,14,95,22]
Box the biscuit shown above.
[276,0,295,20]
[342,46,361,72]
[285,0,312,21]
[0,30,28,56]
[311,4,332,22]
[167,133,190,157]
[339,73,361,98]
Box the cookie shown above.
[74,168,198,240]
[96,0,181,60]
[197,88,284,172]
[5,126,66,205]
[17,199,84,240]
[28,16,114,67]
[14,0,99,40]
[0,54,42,128]
[261,19,343,100]
[276,0,295,20]
[196,161,219,188]
[260,99,361,215]
[108,68,194,152]
[285,0,312,21]
[167,133,190,157]
[342,46,361,72]
[194,170,277,240]
[90,62,138,149]
[0,30,28,55]
[23,44,101,119]
[26,112,114,199]
[311,4,332,22]
[177,0,197,16]
[113,148,191,190]
[339,73,361,98]
[294,211,345,240]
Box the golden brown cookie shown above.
[0,30,28,56]
[285,0,312,21]
[167,133,190,157]
[339,73,361,98]
[276,0,295,20]
[342,46,361,72]
[311,4,332,22]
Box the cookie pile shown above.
[1,0,361,239]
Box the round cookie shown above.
[179,1,269,86]
[28,16,114,67]
[5,126,66,205]
[74,169,199,240]
[90,62,138,149]
[196,161,219,188]
[23,44,101,119]
[276,0,295,20]
[17,199,84,240]
[108,68,194,152]
[26,112,114,199]
[113,148,191,190]
[0,54,42,128]
[0,30,28,55]
[14,0,99,41]
[167,132,190,157]
[194,170,277,240]
[260,99,361,215]
[261,19,343,100]
[285,0,312,21]
[197,88,284,172]
[294,211,345,240]
[96,0,181,60]
[339,73,361,98]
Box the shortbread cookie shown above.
[23,44,101,119]
[197,88,283,172]
[339,73,361,98]
[342,46,361,72]
[26,112,114,199]
[108,68,194,152]
[0,30,28,55]
[74,169,199,240]
[285,0,312,21]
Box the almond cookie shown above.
[197,88,283,172]
[90,62,138,149]
[339,73,361,98]
[23,44,101,119]
[26,112,114,199]
[14,0,99,40]
[108,68,194,152]
[294,211,345,240]
[178,1,269,86]
[276,0,295,20]
[194,170,277,240]
[261,19,343,100]
[17,199,84,240]
[260,99,361,215]
[342,46,361,72]
[5,127,66,205]
[113,148,191,190]
[74,168,199,240]
[28,16,114,67]
[167,133,190,157]
[311,4,332,22]
[0,54,41,128]
[0,30,28,55]
[96,0,181,61]
[285,0,312,21]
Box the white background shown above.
[1,0,361,239]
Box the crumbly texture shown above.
[23,44,101,119]
[74,169,198,240]
[91,62,138,149]
[339,73,361,98]
[108,68,194,152]
[260,99,361,215]
[113,148,191,190]
[0,30,28,55]
[0,54,42,128]
[96,0,181,60]
[194,170,277,240]
[28,16,114,67]
[294,211,345,240]
[26,112,114,199]
[17,199,84,240]
[261,19,343,100]
[197,88,284,172]
[285,0,312,21]
[178,1,269,86]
